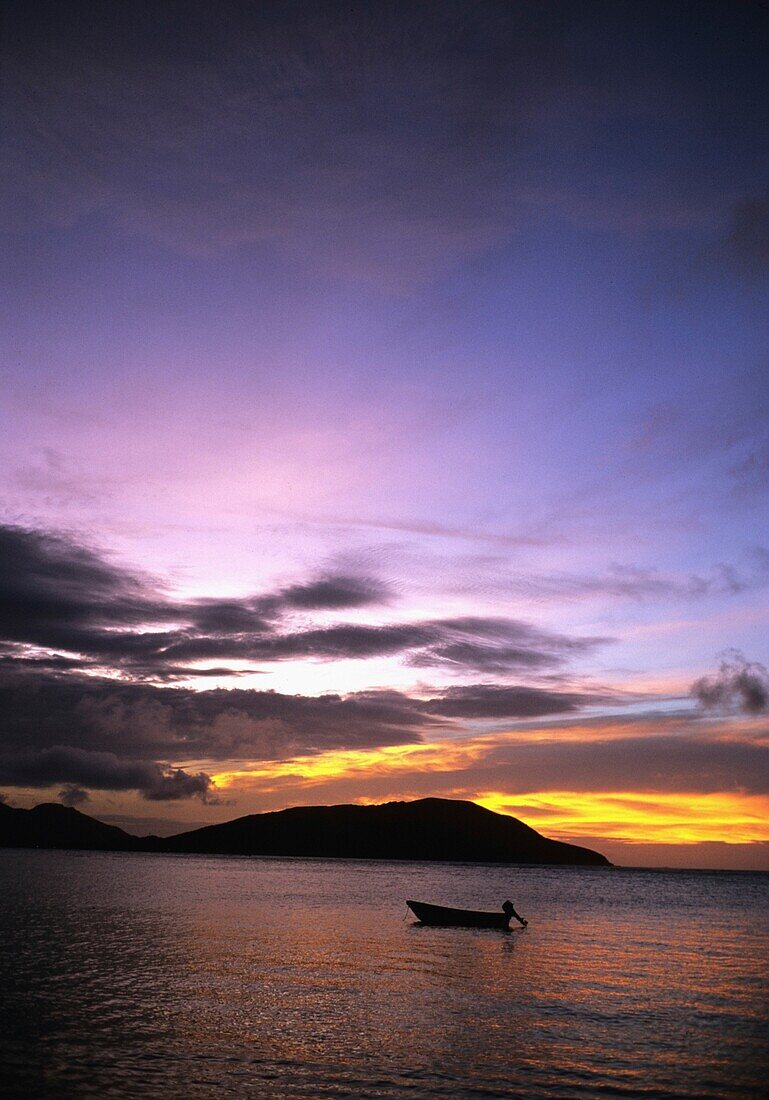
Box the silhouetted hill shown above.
[0,797,610,864]
[150,797,611,865]
[0,801,134,850]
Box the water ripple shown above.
[1,851,767,1098]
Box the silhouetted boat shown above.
[407,899,519,929]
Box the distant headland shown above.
[0,796,611,866]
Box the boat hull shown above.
[407,900,510,929]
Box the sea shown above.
[1,850,767,1098]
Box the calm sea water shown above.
[1,850,767,1098]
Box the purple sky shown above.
[1,2,768,866]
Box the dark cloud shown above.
[0,649,83,673]
[692,652,769,716]
[0,524,402,675]
[0,673,602,803]
[157,616,604,677]
[185,599,271,635]
[58,784,89,807]
[279,574,390,610]
[142,767,216,803]
[0,674,424,801]
[409,617,603,674]
[0,673,607,763]
[156,622,428,665]
[318,618,585,668]
[0,524,602,679]
[420,684,596,719]
[0,523,169,644]
[0,522,610,803]
[156,616,599,673]
[186,574,388,634]
[3,525,762,691]
[0,675,430,764]
[0,746,217,803]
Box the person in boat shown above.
[503,900,528,927]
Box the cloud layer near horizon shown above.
[1,522,767,856]
[0,523,610,800]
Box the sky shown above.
[1,0,768,869]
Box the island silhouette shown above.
[0,796,610,865]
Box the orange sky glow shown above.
[202,719,769,866]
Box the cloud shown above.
[692,652,769,715]
[501,556,769,605]
[0,675,430,763]
[0,521,613,804]
[0,524,393,673]
[187,575,389,634]
[479,734,769,797]
[0,524,193,669]
[0,667,615,812]
[142,767,217,803]
[279,574,390,610]
[406,616,603,674]
[0,675,425,803]
[156,615,602,675]
[58,784,89,807]
[0,523,166,638]
[0,673,609,767]
[0,746,217,803]
[420,684,599,719]
[0,524,603,679]
[182,715,769,820]
[4,520,763,814]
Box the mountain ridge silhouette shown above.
[0,796,610,865]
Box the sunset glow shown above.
[475,791,769,846]
[2,0,769,870]
[210,740,489,790]
[4,9,769,1100]
[205,739,769,850]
